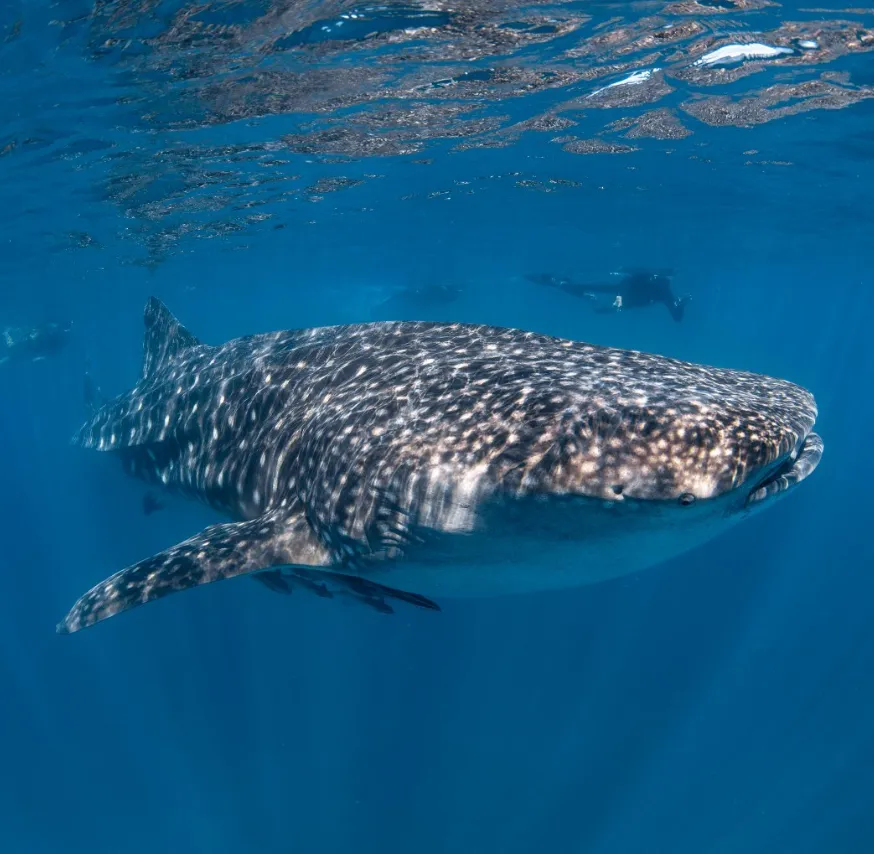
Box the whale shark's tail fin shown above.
[142,297,202,380]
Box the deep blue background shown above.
[2,2,873,852]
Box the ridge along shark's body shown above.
[57,298,823,634]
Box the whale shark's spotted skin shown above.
[58,298,823,633]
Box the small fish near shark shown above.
[57,298,823,634]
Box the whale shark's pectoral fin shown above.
[57,508,332,634]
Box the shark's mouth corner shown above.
[746,431,824,506]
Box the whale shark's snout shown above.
[710,377,823,509]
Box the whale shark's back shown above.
[74,298,817,478]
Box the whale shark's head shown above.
[413,357,826,595]
[489,344,821,508]
[564,384,821,513]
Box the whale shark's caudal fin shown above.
[57,507,329,634]
[142,297,202,379]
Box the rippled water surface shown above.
[3,1,873,273]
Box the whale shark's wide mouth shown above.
[746,431,823,506]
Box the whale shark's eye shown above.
[678,492,696,506]
[611,484,624,496]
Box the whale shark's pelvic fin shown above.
[253,567,440,614]
[142,296,202,379]
[57,506,331,634]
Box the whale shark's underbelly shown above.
[353,494,745,597]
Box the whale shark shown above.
[57,298,823,634]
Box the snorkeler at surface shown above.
[0,320,73,366]
[371,283,463,321]
[527,268,691,323]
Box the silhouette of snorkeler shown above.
[527,268,691,323]
[0,319,73,366]
[372,282,463,321]
[142,492,166,516]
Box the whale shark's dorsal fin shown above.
[142,297,202,380]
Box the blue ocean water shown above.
[1,1,873,851]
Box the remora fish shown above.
[57,298,823,633]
